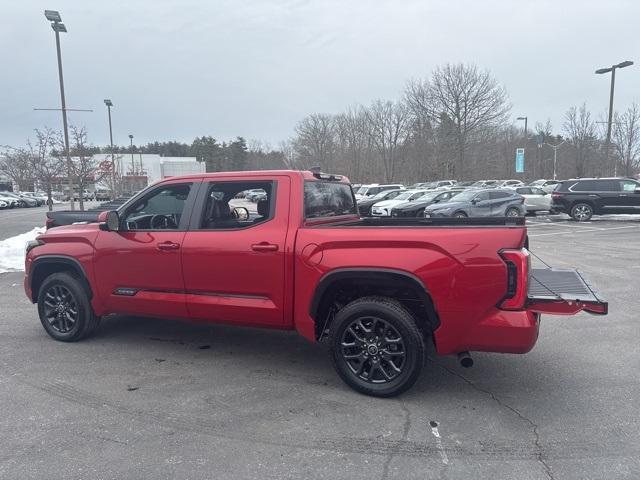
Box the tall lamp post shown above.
[595,60,633,176]
[104,99,116,199]
[44,10,75,210]
[129,134,135,174]
[516,116,528,138]
[544,140,567,181]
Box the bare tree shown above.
[334,106,372,181]
[563,104,598,178]
[363,100,409,182]
[613,103,640,177]
[68,126,101,210]
[27,128,65,210]
[293,114,336,170]
[405,63,511,179]
[0,146,35,191]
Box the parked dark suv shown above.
[551,178,640,221]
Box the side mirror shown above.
[471,199,478,205]
[99,210,120,231]
[232,206,250,220]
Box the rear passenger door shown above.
[489,191,514,216]
[180,176,290,326]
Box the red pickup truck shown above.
[24,170,607,397]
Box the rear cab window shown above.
[304,181,357,219]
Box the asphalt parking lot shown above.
[1,211,639,479]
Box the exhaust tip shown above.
[457,351,474,368]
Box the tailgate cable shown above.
[527,249,562,300]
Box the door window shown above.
[489,191,511,199]
[122,183,192,230]
[620,180,639,192]
[530,187,546,195]
[516,187,532,195]
[199,181,275,229]
[474,191,491,201]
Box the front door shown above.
[609,179,640,213]
[93,180,199,319]
[181,176,290,327]
[470,191,492,216]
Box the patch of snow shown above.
[0,227,45,273]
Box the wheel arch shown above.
[30,256,93,303]
[309,268,440,341]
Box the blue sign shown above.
[515,148,525,173]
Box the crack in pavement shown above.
[432,359,554,480]
[380,401,411,480]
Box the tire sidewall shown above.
[37,272,94,342]
[330,299,424,397]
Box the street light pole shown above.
[544,140,567,181]
[45,10,75,210]
[517,116,528,138]
[129,135,135,174]
[104,100,116,199]
[595,60,633,176]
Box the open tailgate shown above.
[527,268,608,315]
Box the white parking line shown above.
[529,225,640,237]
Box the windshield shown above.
[372,189,398,200]
[355,186,369,195]
[416,192,440,201]
[394,191,421,201]
[529,180,545,186]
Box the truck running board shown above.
[527,268,608,315]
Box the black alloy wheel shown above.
[42,284,79,333]
[340,316,406,384]
[37,272,100,342]
[330,296,425,397]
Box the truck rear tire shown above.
[37,272,99,342]
[330,296,425,397]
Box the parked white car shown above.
[371,189,429,216]
[355,183,404,201]
[528,179,561,193]
[496,179,525,188]
[510,186,552,213]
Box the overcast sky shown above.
[2,0,638,148]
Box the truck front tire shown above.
[37,272,100,342]
[330,296,425,397]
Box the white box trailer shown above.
[160,160,205,178]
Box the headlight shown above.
[25,239,44,255]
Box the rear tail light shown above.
[551,192,564,200]
[498,248,530,310]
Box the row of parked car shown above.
[355,176,640,221]
[0,191,51,209]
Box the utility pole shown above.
[595,60,634,176]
